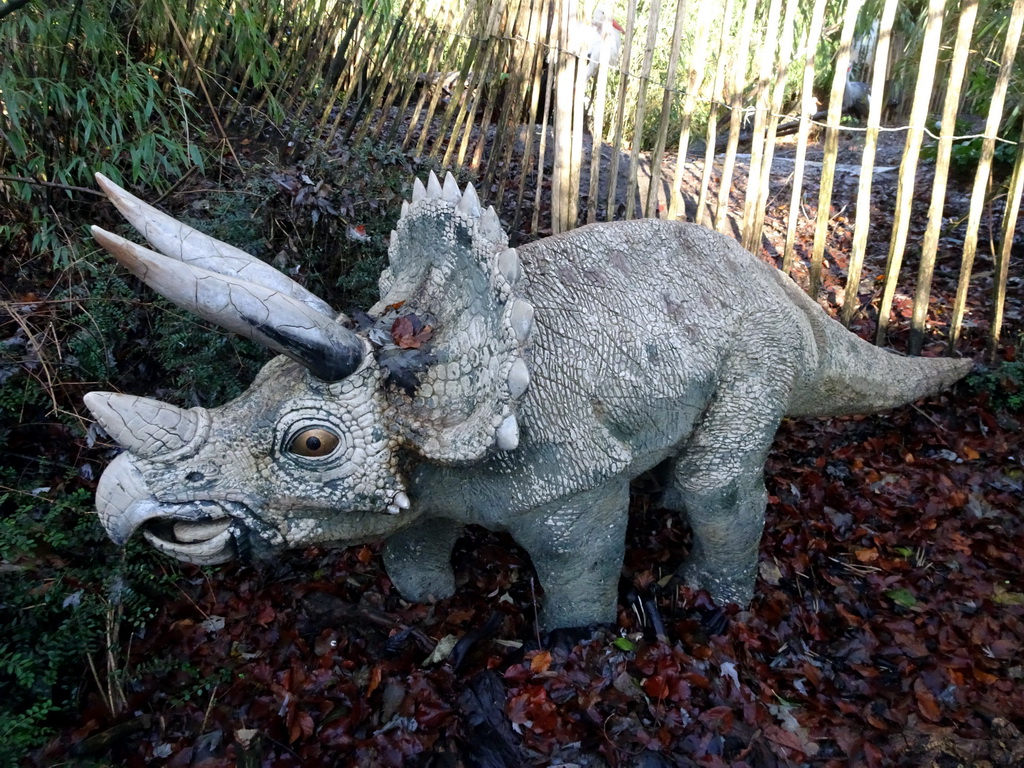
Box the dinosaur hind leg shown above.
[669,365,791,606]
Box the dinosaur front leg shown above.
[512,481,629,631]
[382,517,462,602]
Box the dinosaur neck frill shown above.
[370,172,534,465]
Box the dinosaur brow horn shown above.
[94,173,339,320]
[91,226,365,381]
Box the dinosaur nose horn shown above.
[84,392,206,457]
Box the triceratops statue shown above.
[84,171,971,631]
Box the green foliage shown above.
[0,460,179,762]
[0,117,411,758]
[0,242,260,764]
[920,116,1021,173]
[148,307,268,406]
[947,134,1019,170]
[0,130,409,760]
[0,0,206,274]
[968,360,1024,412]
[863,0,1024,117]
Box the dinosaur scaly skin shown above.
[84,172,972,630]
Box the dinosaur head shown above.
[85,354,410,564]
[84,171,532,564]
[84,174,411,564]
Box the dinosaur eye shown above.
[288,428,340,457]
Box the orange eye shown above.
[289,428,340,457]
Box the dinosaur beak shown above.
[84,392,206,458]
[86,392,237,562]
[94,453,237,564]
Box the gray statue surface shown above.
[84,171,972,631]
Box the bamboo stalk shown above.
[745,0,798,253]
[780,0,827,274]
[713,0,756,234]
[530,0,558,236]
[343,21,372,101]
[693,0,734,228]
[907,0,977,355]
[454,1,509,170]
[473,12,516,175]
[255,6,300,119]
[439,1,504,166]
[807,0,862,296]
[160,0,241,170]
[321,1,363,92]
[643,0,688,219]
[385,13,444,145]
[840,0,898,327]
[353,0,426,146]
[440,3,491,165]
[194,0,233,102]
[410,8,471,154]
[551,0,577,233]
[489,0,540,212]
[348,1,417,145]
[316,9,365,135]
[278,0,353,124]
[394,13,451,149]
[370,1,433,145]
[326,13,390,147]
[667,0,711,220]
[739,0,784,251]
[222,2,279,122]
[468,1,520,174]
[566,4,590,229]
[948,0,1024,350]
[989,127,1024,359]
[623,0,662,220]
[585,1,617,223]
[604,0,639,222]
[175,0,199,73]
[514,0,551,239]
[874,0,945,346]
[173,0,207,96]
[216,1,271,115]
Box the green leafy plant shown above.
[0,3,206,270]
[0,457,180,762]
[921,116,1020,173]
[968,360,1024,412]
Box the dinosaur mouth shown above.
[94,453,265,566]
[142,509,238,566]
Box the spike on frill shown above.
[442,172,461,202]
[426,171,443,198]
[412,177,427,202]
[457,183,481,217]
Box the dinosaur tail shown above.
[775,274,974,418]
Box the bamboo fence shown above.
[137,0,1024,356]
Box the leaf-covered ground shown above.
[37,380,1023,767]
[27,130,1024,767]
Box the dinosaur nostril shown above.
[185,471,205,483]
